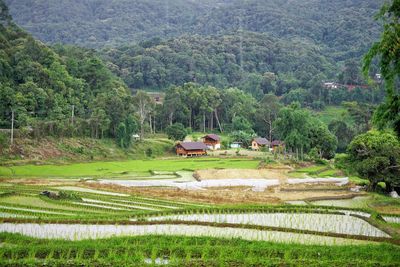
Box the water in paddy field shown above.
[89,177,348,191]
[144,213,389,238]
[311,196,371,209]
[0,223,373,245]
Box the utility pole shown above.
[10,110,14,146]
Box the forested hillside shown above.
[5,0,382,61]
[102,32,336,97]
[0,2,132,137]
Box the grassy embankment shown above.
[0,136,175,164]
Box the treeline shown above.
[153,83,374,157]
[0,5,133,139]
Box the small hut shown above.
[251,137,270,150]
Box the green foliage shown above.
[6,0,382,60]
[329,119,355,152]
[363,0,400,137]
[165,123,187,141]
[229,130,256,148]
[346,130,400,191]
[58,191,81,201]
[0,10,133,139]
[274,103,337,159]
[232,116,253,132]
[116,123,127,148]
[2,234,400,266]
[102,33,337,98]
[115,116,138,149]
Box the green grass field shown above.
[0,158,260,178]
[1,234,399,266]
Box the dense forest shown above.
[102,32,385,104]
[0,2,133,139]
[102,32,336,96]
[5,0,382,61]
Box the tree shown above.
[133,90,154,139]
[116,122,127,148]
[274,103,311,157]
[363,0,400,137]
[342,101,374,134]
[329,119,354,152]
[165,123,187,141]
[255,94,282,141]
[274,103,337,159]
[309,124,337,159]
[232,116,253,132]
[346,130,400,192]
[229,130,256,148]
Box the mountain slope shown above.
[102,32,337,96]
[5,0,383,61]
[0,0,131,137]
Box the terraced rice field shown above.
[1,167,400,266]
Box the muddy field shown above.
[195,168,290,181]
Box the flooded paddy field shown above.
[0,223,374,245]
[144,212,389,237]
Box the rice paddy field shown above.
[1,158,400,266]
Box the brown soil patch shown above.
[82,182,361,205]
[195,168,289,182]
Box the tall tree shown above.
[133,90,154,139]
[255,94,282,141]
[363,0,400,137]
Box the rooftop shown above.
[254,137,270,145]
[203,134,220,141]
[178,142,208,150]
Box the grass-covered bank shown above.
[0,137,175,164]
[1,233,399,266]
[0,158,259,178]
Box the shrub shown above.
[165,123,187,141]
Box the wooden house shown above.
[202,134,221,150]
[271,140,285,151]
[176,142,207,156]
[251,137,270,150]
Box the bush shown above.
[0,132,9,149]
[165,123,187,141]
[145,148,153,157]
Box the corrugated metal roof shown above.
[203,134,220,141]
[254,137,270,145]
[178,142,208,150]
[271,140,284,146]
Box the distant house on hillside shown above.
[176,142,207,157]
[202,134,221,150]
[271,140,285,152]
[322,82,339,89]
[251,137,270,150]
